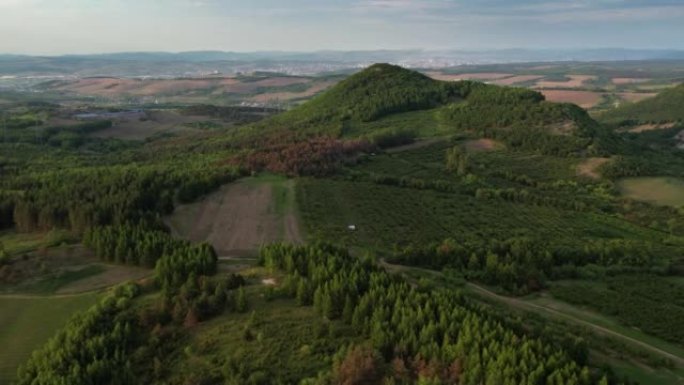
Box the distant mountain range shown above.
[1,49,683,77]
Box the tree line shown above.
[16,232,248,384]
[259,243,612,385]
[388,237,657,294]
[2,163,238,233]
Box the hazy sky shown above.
[1,0,684,55]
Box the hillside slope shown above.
[600,83,684,124]
[264,63,461,134]
[254,63,611,155]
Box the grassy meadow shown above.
[618,177,684,207]
[0,294,100,384]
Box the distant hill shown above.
[600,84,684,125]
[264,63,460,132]
[254,63,611,156]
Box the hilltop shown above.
[264,63,461,133]
[256,63,612,156]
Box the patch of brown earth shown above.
[492,75,544,86]
[166,180,303,257]
[536,75,597,89]
[464,138,502,152]
[627,122,676,133]
[612,78,651,85]
[426,72,513,81]
[577,158,611,179]
[548,121,578,136]
[540,90,604,109]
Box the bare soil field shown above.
[166,178,303,257]
[540,90,604,108]
[577,157,611,179]
[52,76,311,98]
[612,78,652,85]
[625,122,676,133]
[536,75,597,89]
[426,72,512,81]
[492,75,544,86]
[464,138,502,152]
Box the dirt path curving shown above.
[378,258,684,367]
[465,282,684,366]
[577,157,611,179]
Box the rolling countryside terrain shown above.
[1,61,684,385]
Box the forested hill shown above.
[600,83,684,125]
[249,63,613,157]
[262,63,461,133]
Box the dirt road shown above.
[466,282,684,366]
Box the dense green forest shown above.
[600,84,684,125]
[262,63,461,134]
[551,276,684,346]
[2,63,684,385]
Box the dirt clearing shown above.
[166,178,303,257]
[577,158,611,179]
[464,138,502,152]
[625,122,676,133]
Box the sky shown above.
[1,0,684,55]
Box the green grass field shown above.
[0,230,76,257]
[0,293,99,384]
[618,177,684,207]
